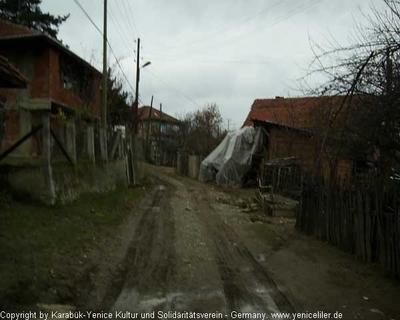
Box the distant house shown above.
[243,95,370,182]
[0,20,101,159]
[138,106,180,165]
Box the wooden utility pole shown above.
[386,49,393,94]
[158,103,162,165]
[102,0,108,128]
[145,95,154,160]
[134,38,141,134]
[18,0,21,21]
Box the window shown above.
[59,55,95,103]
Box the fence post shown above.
[66,120,77,164]
[86,125,95,162]
[99,127,108,161]
[42,112,55,205]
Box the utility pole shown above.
[18,0,21,22]
[102,0,108,128]
[134,38,141,135]
[145,95,154,160]
[158,103,162,165]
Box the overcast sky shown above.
[41,0,385,131]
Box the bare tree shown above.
[178,103,225,156]
[304,0,400,179]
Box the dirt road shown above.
[95,166,400,320]
[104,167,298,317]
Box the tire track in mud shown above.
[105,169,299,317]
[182,178,299,316]
[107,182,177,312]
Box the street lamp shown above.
[134,54,151,135]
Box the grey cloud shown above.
[41,0,385,129]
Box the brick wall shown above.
[31,48,50,98]
[0,20,34,37]
[269,128,315,171]
[0,21,101,118]
[268,127,353,181]
[50,48,101,118]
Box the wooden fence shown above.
[296,178,400,278]
[176,151,202,179]
[258,157,303,199]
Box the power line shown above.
[111,0,137,41]
[123,0,140,36]
[145,69,201,108]
[72,0,102,34]
[71,0,136,96]
[147,0,320,59]
[108,4,136,54]
[121,0,139,38]
[148,0,285,55]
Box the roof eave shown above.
[0,34,102,76]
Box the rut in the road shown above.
[126,185,176,289]
[101,183,177,310]
[188,182,300,315]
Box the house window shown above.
[59,55,95,103]
[63,75,78,91]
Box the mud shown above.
[106,168,298,318]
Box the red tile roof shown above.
[138,106,180,124]
[243,95,361,129]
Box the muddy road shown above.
[104,167,298,317]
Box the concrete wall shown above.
[6,160,127,204]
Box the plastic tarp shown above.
[198,126,264,188]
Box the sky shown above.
[41,0,385,131]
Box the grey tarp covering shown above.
[198,126,264,188]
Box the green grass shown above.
[0,187,142,307]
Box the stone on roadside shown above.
[235,199,247,208]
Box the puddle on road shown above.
[111,285,281,317]
[111,287,227,313]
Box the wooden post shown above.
[99,127,108,161]
[102,0,108,128]
[42,112,55,205]
[134,38,141,135]
[270,167,275,216]
[86,125,95,162]
[145,95,154,160]
[158,103,162,166]
[109,130,121,160]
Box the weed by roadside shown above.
[0,189,12,205]
[0,187,143,309]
